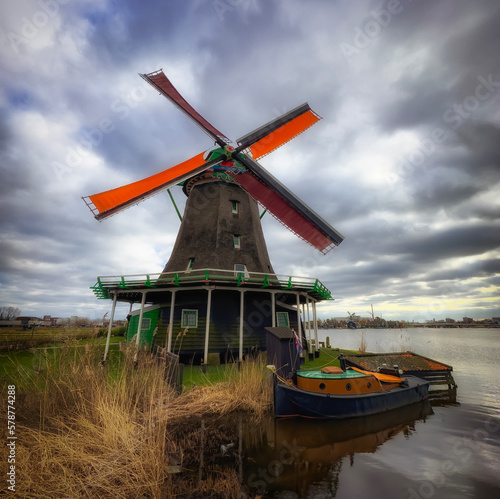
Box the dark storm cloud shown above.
[407,169,487,214]
[385,223,500,263]
[78,0,196,63]
[454,122,500,176]
[376,83,451,132]
[424,258,500,282]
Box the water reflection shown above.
[170,385,460,497]
[243,400,434,496]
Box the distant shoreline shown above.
[317,324,500,329]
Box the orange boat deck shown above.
[296,370,401,395]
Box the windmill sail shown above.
[140,70,230,147]
[236,103,321,159]
[84,69,343,254]
[84,100,324,222]
[234,154,344,253]
[85,153,223,220]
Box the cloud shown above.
[0,0,498,321]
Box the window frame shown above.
[276,312,290,327]
[234,263,250,278]
[181,309,198,328]
[141,317,151,330]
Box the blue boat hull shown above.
[274,375,429,419]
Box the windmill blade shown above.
[236,103,321,159]
[140,70,230,147]
[83,153,224,220]
[233,153,344,253]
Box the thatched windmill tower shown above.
[85,70,344,363]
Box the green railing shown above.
[91,268,334,301]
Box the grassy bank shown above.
[0,342,272,497]
[1,338,359,497]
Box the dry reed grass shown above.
[164,357,272,422]
[1,341,270,497]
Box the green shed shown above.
[126,305,160,348]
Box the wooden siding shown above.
[152,289,301,356]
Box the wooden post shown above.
[134,291,146,363]
[306,296,312,351]
[239,290,245,362]
[102,292,117,364]
[167,290,176,352]
[203,288,213,366]
[313,300,319,353]
[304,299,313,360]
[271,291,276,327]
[296,293,302,344]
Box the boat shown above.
[271,365,430,419]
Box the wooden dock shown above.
[340,351,457,405]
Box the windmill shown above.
[347,311,357,329]
[85,70,344,363]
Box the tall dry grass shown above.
[1,342,271,498]
[165,357,272,422]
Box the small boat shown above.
[271,365,429,419]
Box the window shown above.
[233,234,241,249]
[141,318,151,330]
[186,258,195,271]
[231,200,239,214]
[276,312,290,327]
[234,264,249,278]
[181,309,198,328]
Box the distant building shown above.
[14,316,41,329]
[462,317,474,324]
[43,315,59,327]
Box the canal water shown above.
[239,327,500,498]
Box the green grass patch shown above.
[182,363,239,389]
[180,347,364,389]
[0,336,125,384]
[300,347,363,371]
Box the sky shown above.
[0,0,499,322]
